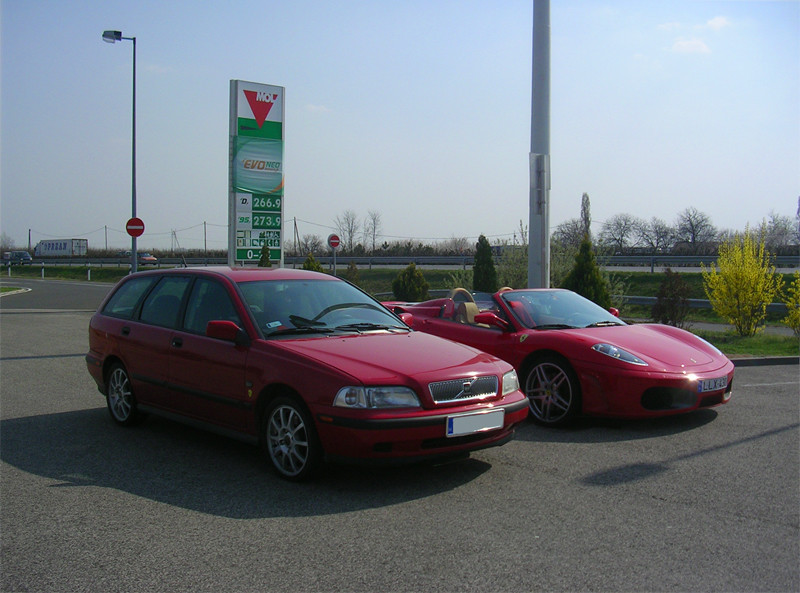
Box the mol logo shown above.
[243,89,280,128]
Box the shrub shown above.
[702,226,783,337]
[343,261,360,286]
[781,271,800,337]
[392,263,429,301]
[301,253,324,273]
[651,268,690,327]
[447,269,473,291]
[257,244,272,267]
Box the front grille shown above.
[428,375,498,404]
[641,387,696,411]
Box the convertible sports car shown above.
[86,268,528,480]
[386,288,734,426]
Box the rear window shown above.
[102,276,158,319]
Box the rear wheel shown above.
[106,363,144,426]
[260,396,321,481]
[523,355,581,426]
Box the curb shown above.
[731,356,799,367]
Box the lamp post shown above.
[102,30,138,273]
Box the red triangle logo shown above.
[243,90,276,128]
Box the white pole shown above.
[528,0,551,288]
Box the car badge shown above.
[520,335,528,343]
[462,379,474,394]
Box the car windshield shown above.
[238,279,409,337]
[501,290,625,330]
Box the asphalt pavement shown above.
[0,278,798,592]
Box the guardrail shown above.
[18,254,800,270]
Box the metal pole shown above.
[528,0,550,288]
[130,36,138,273]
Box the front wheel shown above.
[523,355,581,427]
[106,363,145,426]
[260,396,322,481]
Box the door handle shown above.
[121,326,131,336]
[171,337,183,348]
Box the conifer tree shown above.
[473,234,498,293]
[560,236,611,308]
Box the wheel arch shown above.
[519,349,573,377]
[101,356,126,394]
[254,383,309,427]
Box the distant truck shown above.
[34,238,88,257]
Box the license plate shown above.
[698,376,728,393]
[446,409,504,437]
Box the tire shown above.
[260,396,322,481]
[523,355,581,426]
[106,363,144,426]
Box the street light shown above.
[102,30,138,273]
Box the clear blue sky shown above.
[1,0,798,251]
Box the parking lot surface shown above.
[1,279,798,592]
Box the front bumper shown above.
[578,359,735,418]
[314,393,529,462]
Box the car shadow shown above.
[513,409,719,444]
[0,408,491,519]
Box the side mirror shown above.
[473,311,510,330]
[206,320,250,346]
[608,307,620,318]
[398,312,414,326]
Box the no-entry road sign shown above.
[126,217,145,238]
[327,233,341,250]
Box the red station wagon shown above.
[86,267,528,480]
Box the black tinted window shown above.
[139,276,191,328]
[102,276,158,320]
[183,278,241,334]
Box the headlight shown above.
[502,370,519,395]
[592,343,648,366]
[334,386,421,409]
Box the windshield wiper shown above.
[266,326,334,337]
[289,314,327,328]
[584,321,624,328]
[333,322,408,333]
[534,324,575,330]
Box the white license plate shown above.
[446,409,505,437]
[698,376,728,393]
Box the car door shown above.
[127,275,192,411]
[168,277,250,431]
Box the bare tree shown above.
[334,210,360,252]
[765,210,796,249]
[552,218,585,250]
[635,217,674,252]
[0,232,17,252]
[674,207,717,251]
[299,234,323,256]
[599,214,641,253]
[362,210,382,254]
[439,236,471,254]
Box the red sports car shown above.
[86,267,527,480]
[386,288,734,426]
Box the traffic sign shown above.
[328,233,341,250]
[126,217,145,238]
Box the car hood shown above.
[564,323,722,369]
[274,330,509,385]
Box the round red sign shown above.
[126,217,145,238]
[327,233,341,250]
